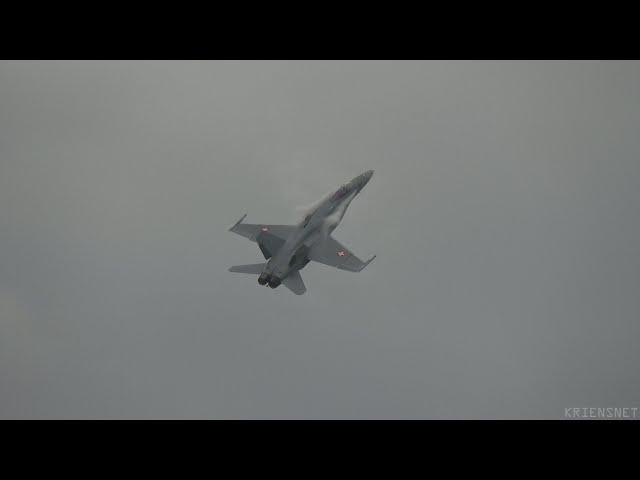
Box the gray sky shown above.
[1,61,639,419]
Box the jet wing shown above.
[229,214,296,242]
[308,235,376,272]
[229,214,296,259]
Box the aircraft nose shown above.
[350,170,374,191]
[360,169,374,185]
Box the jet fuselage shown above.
[258,170,374,288]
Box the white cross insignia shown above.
[261,227,269,232]
[337,250,346,257]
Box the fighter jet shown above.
[228,170,376,295]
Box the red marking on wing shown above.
[337,250,346,257]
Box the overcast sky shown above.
[1,61,639,419]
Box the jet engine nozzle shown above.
[268,276,282,289]
[258,273,270,286]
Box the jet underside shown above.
[228,170,376,295]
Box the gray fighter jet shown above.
[228,170,376,295]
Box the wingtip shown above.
[359,255,376,271]
[228,213,247,231]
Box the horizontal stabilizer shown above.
[228,263,266,274]
[282,270,306,295]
